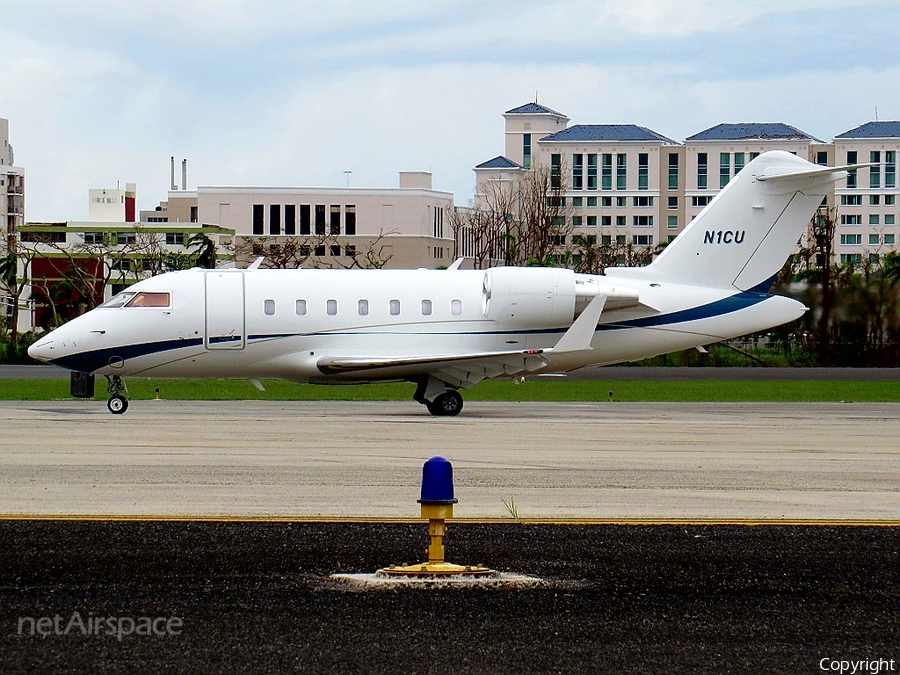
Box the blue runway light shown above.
[418,456,458,504]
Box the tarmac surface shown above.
[2,521,897,673]
[2,397,898,672]
[0,400,898,520]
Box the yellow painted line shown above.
[0,514,898,526]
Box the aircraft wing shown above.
[316,294,608,388]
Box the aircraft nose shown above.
[28,338,55,363]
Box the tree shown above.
[0,247,37,347]
[188,232,218,269]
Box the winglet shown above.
[552,294,605,353]
[447,258,464,271]
[248,257,265,270]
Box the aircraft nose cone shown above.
[28,339,54,363]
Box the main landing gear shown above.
[105,375,129,415]
[413,377,464,417]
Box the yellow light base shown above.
[376,561,498,578]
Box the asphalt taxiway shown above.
[0,399,898,520]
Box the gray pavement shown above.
[1,400,898,520]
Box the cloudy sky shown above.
[3,0,899,221]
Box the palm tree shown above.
[188,233,217,269]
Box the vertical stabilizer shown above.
[618,151,846,292]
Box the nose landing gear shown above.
[105,376,129,415]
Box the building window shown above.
[264,299,275,315]
[886,151,896,188]
[587,215,597,227]
[616,235,626,245]
[633,215,653,228]
[841,253,862,264]
[692,196,712,208]
[270,204,281,235]
[734,153,746,174]
[300,205,311,235]
[638,153,648,190]
[345,244,356,257]
[616,154,627,190]
[587,197,597,207]
[841,215,862,225]
[601,154,612,190]
[451,299,462,316]
[697,153,708,190]
[327,299,338,315]
[358,299,369,316]
[165,232,184,245]
[421,299,432,316]
[870,214,880,226]
[885,234,895,244]
[601,216,611,227]
[616,215,626,228]
[841,195,862,206]
[117,232,136,245]
[389,299,400,315]
[252,204,264,235]
[601,235,611,245]
[550,154,561,190]
[870,151,881,189]
[886,195,896,206]
[587,154,597,190]
[633,234,653,246]
[315,244,326,256]
[572,197,583,207]
[285,205,296,235]
[632,196,653,207]
[572,154,583,190]
[667,216,678,229]
[886,215,896,225]
[870,195,881,206]
[295,299,307,315]
[523,133,531,169]
[847,151,858,188]
[668,153,679,190]
[840,234,862,245]
[668,196,678,210]
[816,151,828,165]
[84,232,104,244]
[572,216,582,228]
[330,244,341,257]
[720,153,731,189]
[315,205,326,235]
[869,234,880,245]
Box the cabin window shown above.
[421,299,432,316]
[99,292,135,308]
[327,299,338,315]
[358,299,369,316]
[124,292,170,308]
[264,299,275,315]
[451,299,462,316]
[389,299,401,316]
[295,299,307,315]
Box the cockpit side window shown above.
[125,292,171,308]
[99,292,136,308]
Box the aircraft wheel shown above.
[107,395,129,415]
[427,390,463,417]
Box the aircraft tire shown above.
[107,396,129,415]
[428,391,463,417]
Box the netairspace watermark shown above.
[17,612,183,642]
[820,658,897,675]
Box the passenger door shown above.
[205,271,245,350]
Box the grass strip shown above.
[0,378,898,402]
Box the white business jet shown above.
[29,151,850,415]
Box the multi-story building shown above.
[1,117,26,328]
[474,103,900,268]
[832,122,900,264]
[142,171,456,269]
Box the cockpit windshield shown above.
[98,291,171,309]
[99,292,135,308]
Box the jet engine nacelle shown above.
[482,267,576,328]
